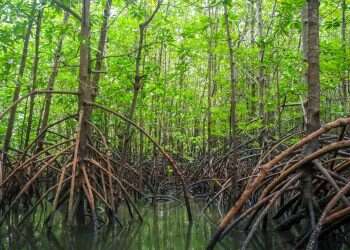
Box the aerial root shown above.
[0,103,192,227]
[206,117,350,250]
[0,135,143,227]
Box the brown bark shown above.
[223,3,237,146]
[87,102,192,222]
[341,0,348,113]
[36,12,70,153]
[301,0,320,223]
[207,117,350,250]
[223,2,238,200]
[0,1,37,200]
[207,38,213,166]
[67,0,112,225]
[256,0,265,124]
[206,2,218,166]
[77,0,92,158]
[276,65,281,137]
[92,0,112,95]
[249,0,256,118]
[306,0,321,135]
[24,8,43,148]
[2,0,36,156]
[68,0,92,225]
[122,0,162,161]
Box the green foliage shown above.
[0,0,348,157]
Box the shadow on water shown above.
[1,202,350,250]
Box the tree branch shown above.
[51,0,82,22]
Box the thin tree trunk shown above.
[2,0,36,155]
[36,12,70,152]
[0,0,37,201]
[92,0,112,96]
[207,2,214,167]
[341,0,348,113]
[256,0,265,125]
[224,1,238,200]
[24,8,43,148]
[276,65,281,137]
[223,3,237,146]
[122,0,162,162]
[249,0,256,118]
[306,0,321,135]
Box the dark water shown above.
[0,202,348,250]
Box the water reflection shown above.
[114,202,237,250]
[0,202,227,249]
[1,202,349,250]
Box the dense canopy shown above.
[1,0,350,249]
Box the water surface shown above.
[1,201,345,250]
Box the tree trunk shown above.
[77,0,92,158]
[301,0,321,228]
[256,0,266,126]
[224,1,238,201]
[207,2,216,167]
[223,3,237,146]
[24,7,43,148]
[67,0,112,225]
[68,0,92,225]
[122,0,162,162]
[249,0,256,118]
[36,12,70,153]
[0,1,37,201]
[2,0,36,156]
[276,65,281,137]
[341,0,348,113]
[306,0,320,135]
[92,0,112,96]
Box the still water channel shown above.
[0,201,347,250]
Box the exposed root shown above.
[206,117,350,249]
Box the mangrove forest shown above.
[1,0,350,249]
